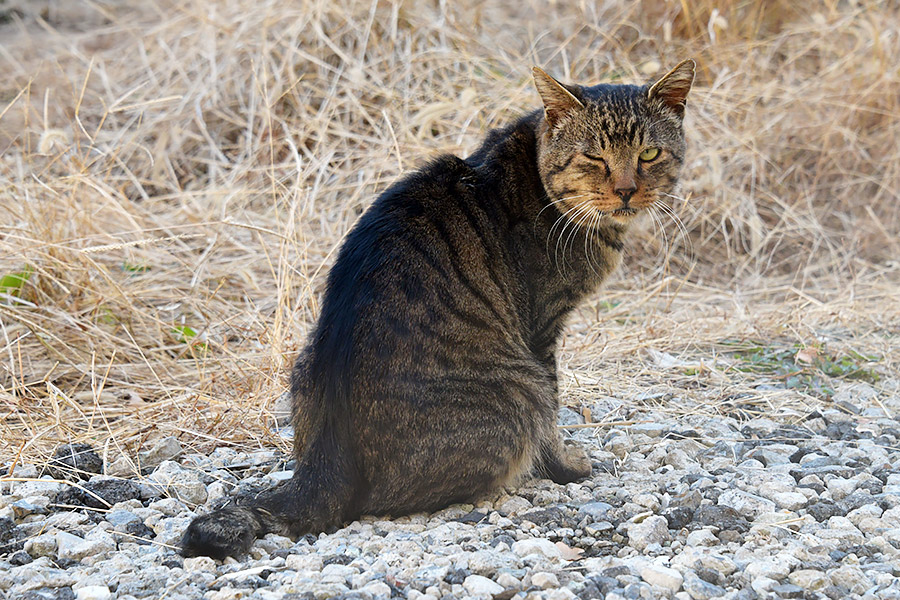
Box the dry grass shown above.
[1,0,898,467]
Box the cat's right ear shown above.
[532,67,584,129]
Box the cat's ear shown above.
[648,59,696,117]
[532,67,584,129]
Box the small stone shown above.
[54,531,87,561]
[822,585,846,600]
[691,505,749,532]
[772,492,808,510]
[467,549,519,576]
[685,529,718,547]
[832,382,878,405]
[584,521,613,536]
[605,433,632,458]
[463,574,504,596]
[11,496,49,517]
[578,502,613,521]
[0,517,23,554]
[532,572,560,589]
[25,533,57,557]
[359,580,392,598]
[826,477,857,501]
[47,444,103,481]
[558,407,584,427]
[682,570,726,600]
[105,456,137,478]
[627,516,670,551]
[640,564,683,592]
[694,553,737,577]
[665,448,696,470]
[846,503,883,526]
[546,589,576,600]
[521,507,567,527]
[633,494,660,512]
[771,583,804,598]
[75,586,112,600]
[497,495,532,515]
[55,529,115,562]
[788,569,828,590]
[717,489,776,519]
[183,556,217,572]
[8,549,32,565]
[631,423,668,438]
[54,479,143,509]
[272,390,293,426]
[496,572,520,588]
[806,501,840,522]
[148,461,208,505]
[745,556,791,581]
[746,444,800,466]
[205,590,244,600]
[663,507,694,530]
[45,511,90,529]
[9,479,63,500]
[285,553,324,571]
[828,565,872,594]
[671,491,703,510]
[148,497,188,516]
[104,509,141,530]
[511,538,562,560]
[138,436,183,469]
[751,576,778,596]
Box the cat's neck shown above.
[466,113,628,350]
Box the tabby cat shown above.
[181,59,695,559]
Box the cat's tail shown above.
[180,428,359,560]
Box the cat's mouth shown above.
[606,207,639,223]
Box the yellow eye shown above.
[639,147,660,162]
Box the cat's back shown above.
[310,152,516,367]
[326,153,481,292]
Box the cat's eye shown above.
[583,153,611,176]
[639,147,660,162]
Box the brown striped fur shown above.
[181,59,695,559]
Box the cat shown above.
[181,59,695,559]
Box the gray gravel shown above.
[2,381,900,600]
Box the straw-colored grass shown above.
[1,0,898,467]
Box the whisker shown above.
[655,199,695,263]
[556,202,593,272]
[565,204,593,266]
[648,205,669,266]
[548,201,589,275]
[585,210,603,277]
[536,194,587,221]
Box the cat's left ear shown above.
[532,67,584,129]
[648,59,696,117]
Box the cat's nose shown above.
[614,185,637,204]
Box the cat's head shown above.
[533,60,695,226]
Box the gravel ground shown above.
[2,382,900,600]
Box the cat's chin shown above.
[606,208,640,225]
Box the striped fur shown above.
[181,60,694,559]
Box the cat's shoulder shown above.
[370,154,478,219]
[396,154,475,193]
